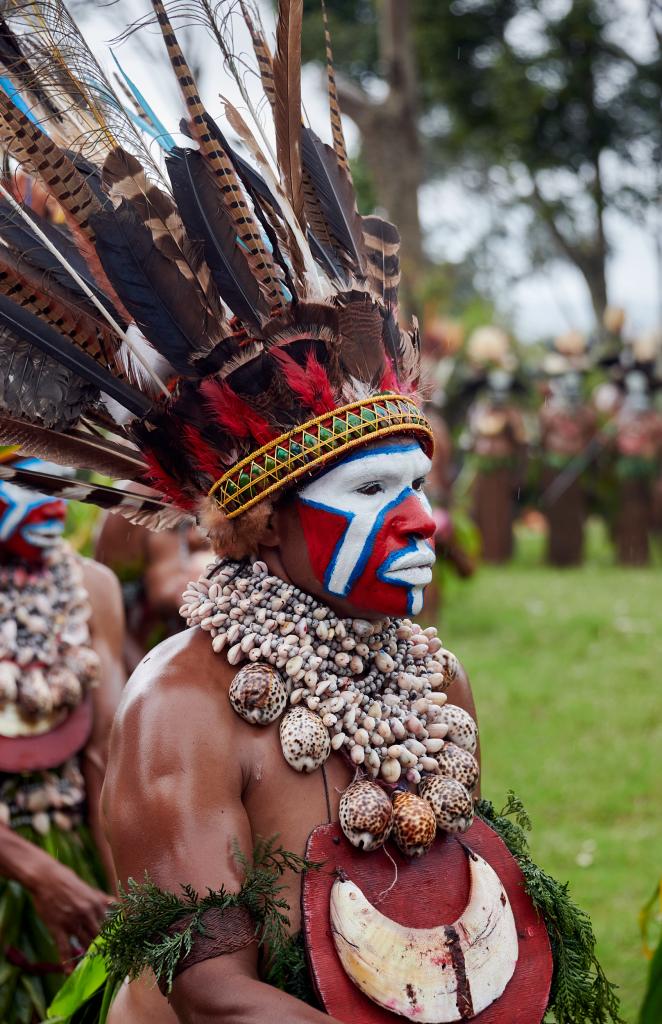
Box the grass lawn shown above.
[441,520,662,1022]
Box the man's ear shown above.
[258,501,282,548]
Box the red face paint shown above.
[0,488,67,562]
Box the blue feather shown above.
[0,76,43,126]
[109,51,176,152]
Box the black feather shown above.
[90,199,212,376]
[166,147,268,332]
[300,127,366,273]
[0,293,151,418]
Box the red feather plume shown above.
[379,358,400,394]
[273,349,336,415]
[142,449,196,510]
[182,425,225,481]
[201,379,276,446]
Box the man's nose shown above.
[393,494,436,540]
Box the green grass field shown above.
[441,521,662,1022]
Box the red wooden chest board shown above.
[303,817,552,1023]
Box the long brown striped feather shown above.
[0,91,99,238]
[320,0,351,176]
[222,100,306,287]
[0,92,135,323]
[0,462,189,530]
[0,415,147,480]
[150,0,285,315]
[0,252,129,379]
[239,0,277,114]
[273,0,305,230]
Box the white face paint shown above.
[296,441,436,616]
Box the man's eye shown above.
[412,477,425,491]
[357,482,383,496]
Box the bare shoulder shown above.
[79,556,122,607]
[116,626,231,710]
[108,627,243,783]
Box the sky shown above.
[77,0,661,345]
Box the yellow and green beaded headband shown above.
[208,394,434,519]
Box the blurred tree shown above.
[303,0,662,323]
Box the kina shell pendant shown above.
[229,663,287,726]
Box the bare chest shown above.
[241,725,353,932]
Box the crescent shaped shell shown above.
[391,790,436,857]
[339,780,393,852]
[279,706,331,772]
[419,775,474,834]
[229,663,288,726]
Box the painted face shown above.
[0,476,67,562]
[297,442,435,616]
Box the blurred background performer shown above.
[468,367,527,564]
[612,373,662,565]
[0,452,123,1019]
[538,328,596,568]
[95,488,211,673]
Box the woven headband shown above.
[209,395,434,519]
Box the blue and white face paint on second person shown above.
[0,458,67,562]
[296,441,436,616]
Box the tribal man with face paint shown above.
[101,432,482,1024]
[0,455,125,1022]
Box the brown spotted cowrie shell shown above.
[436,647,459,684]
[280,706,331,772]
[436,742,480,791]
[339,780,393,852]
[391,791,437,857]
[419,776,474,834]
[436,704,478,754]
[229,663,287,726]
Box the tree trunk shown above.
[336,0,425,315]
[532,177,609,326]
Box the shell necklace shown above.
[0,542,100,725]
[182,558,481,857]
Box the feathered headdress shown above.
[0,0,432,555]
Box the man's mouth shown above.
[380,543,435,587]
[22,523,64,547]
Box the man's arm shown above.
[104,636,340,1024]
[81,559,126,889]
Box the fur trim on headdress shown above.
[198,495,274,558]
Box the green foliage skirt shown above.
[0,823,104,1024]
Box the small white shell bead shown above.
[228,663,288,726]
[280,707,331,773]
